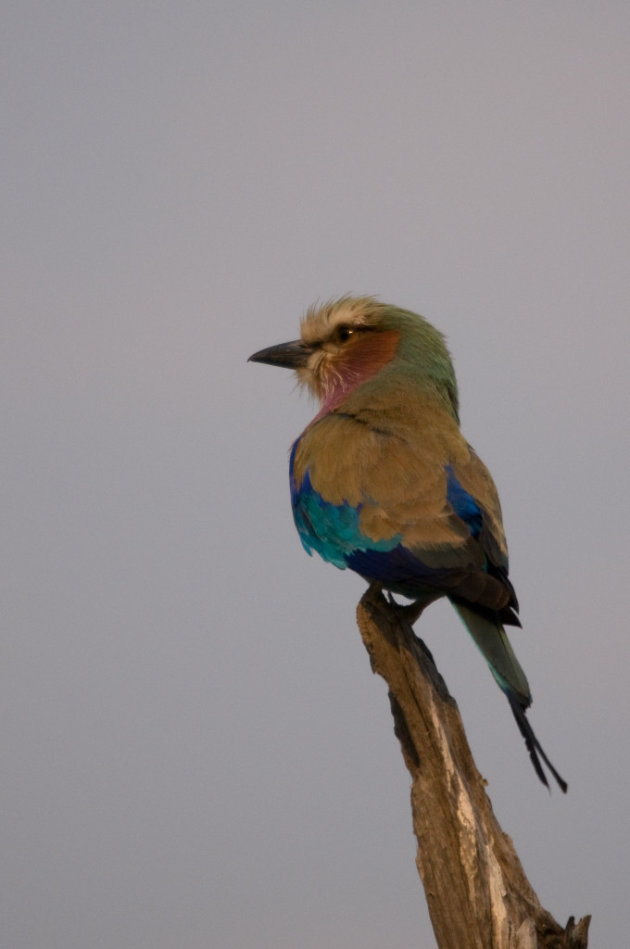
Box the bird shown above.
[249,295,567,792]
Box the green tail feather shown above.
[452,601,567,792]
[452,602,531,705]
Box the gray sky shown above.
[3,2,629,947]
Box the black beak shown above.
[248,339,314,369]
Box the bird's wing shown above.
[443,447,520,618]
[291,411,517,616]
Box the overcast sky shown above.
[3,3,629,947]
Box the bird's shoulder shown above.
[292,403,460,504]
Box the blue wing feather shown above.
[291,439,457,588]
[445,465,483,538]
[290,439,404,566]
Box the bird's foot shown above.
[387,594,425,627]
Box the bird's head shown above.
[249,296,458,419]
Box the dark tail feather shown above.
[506,691,568,793]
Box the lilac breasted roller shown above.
[249,296,567,792]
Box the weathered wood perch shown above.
[356,584,590,949]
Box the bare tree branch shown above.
[356,584,590,949]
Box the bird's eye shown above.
[336,325,354,343]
